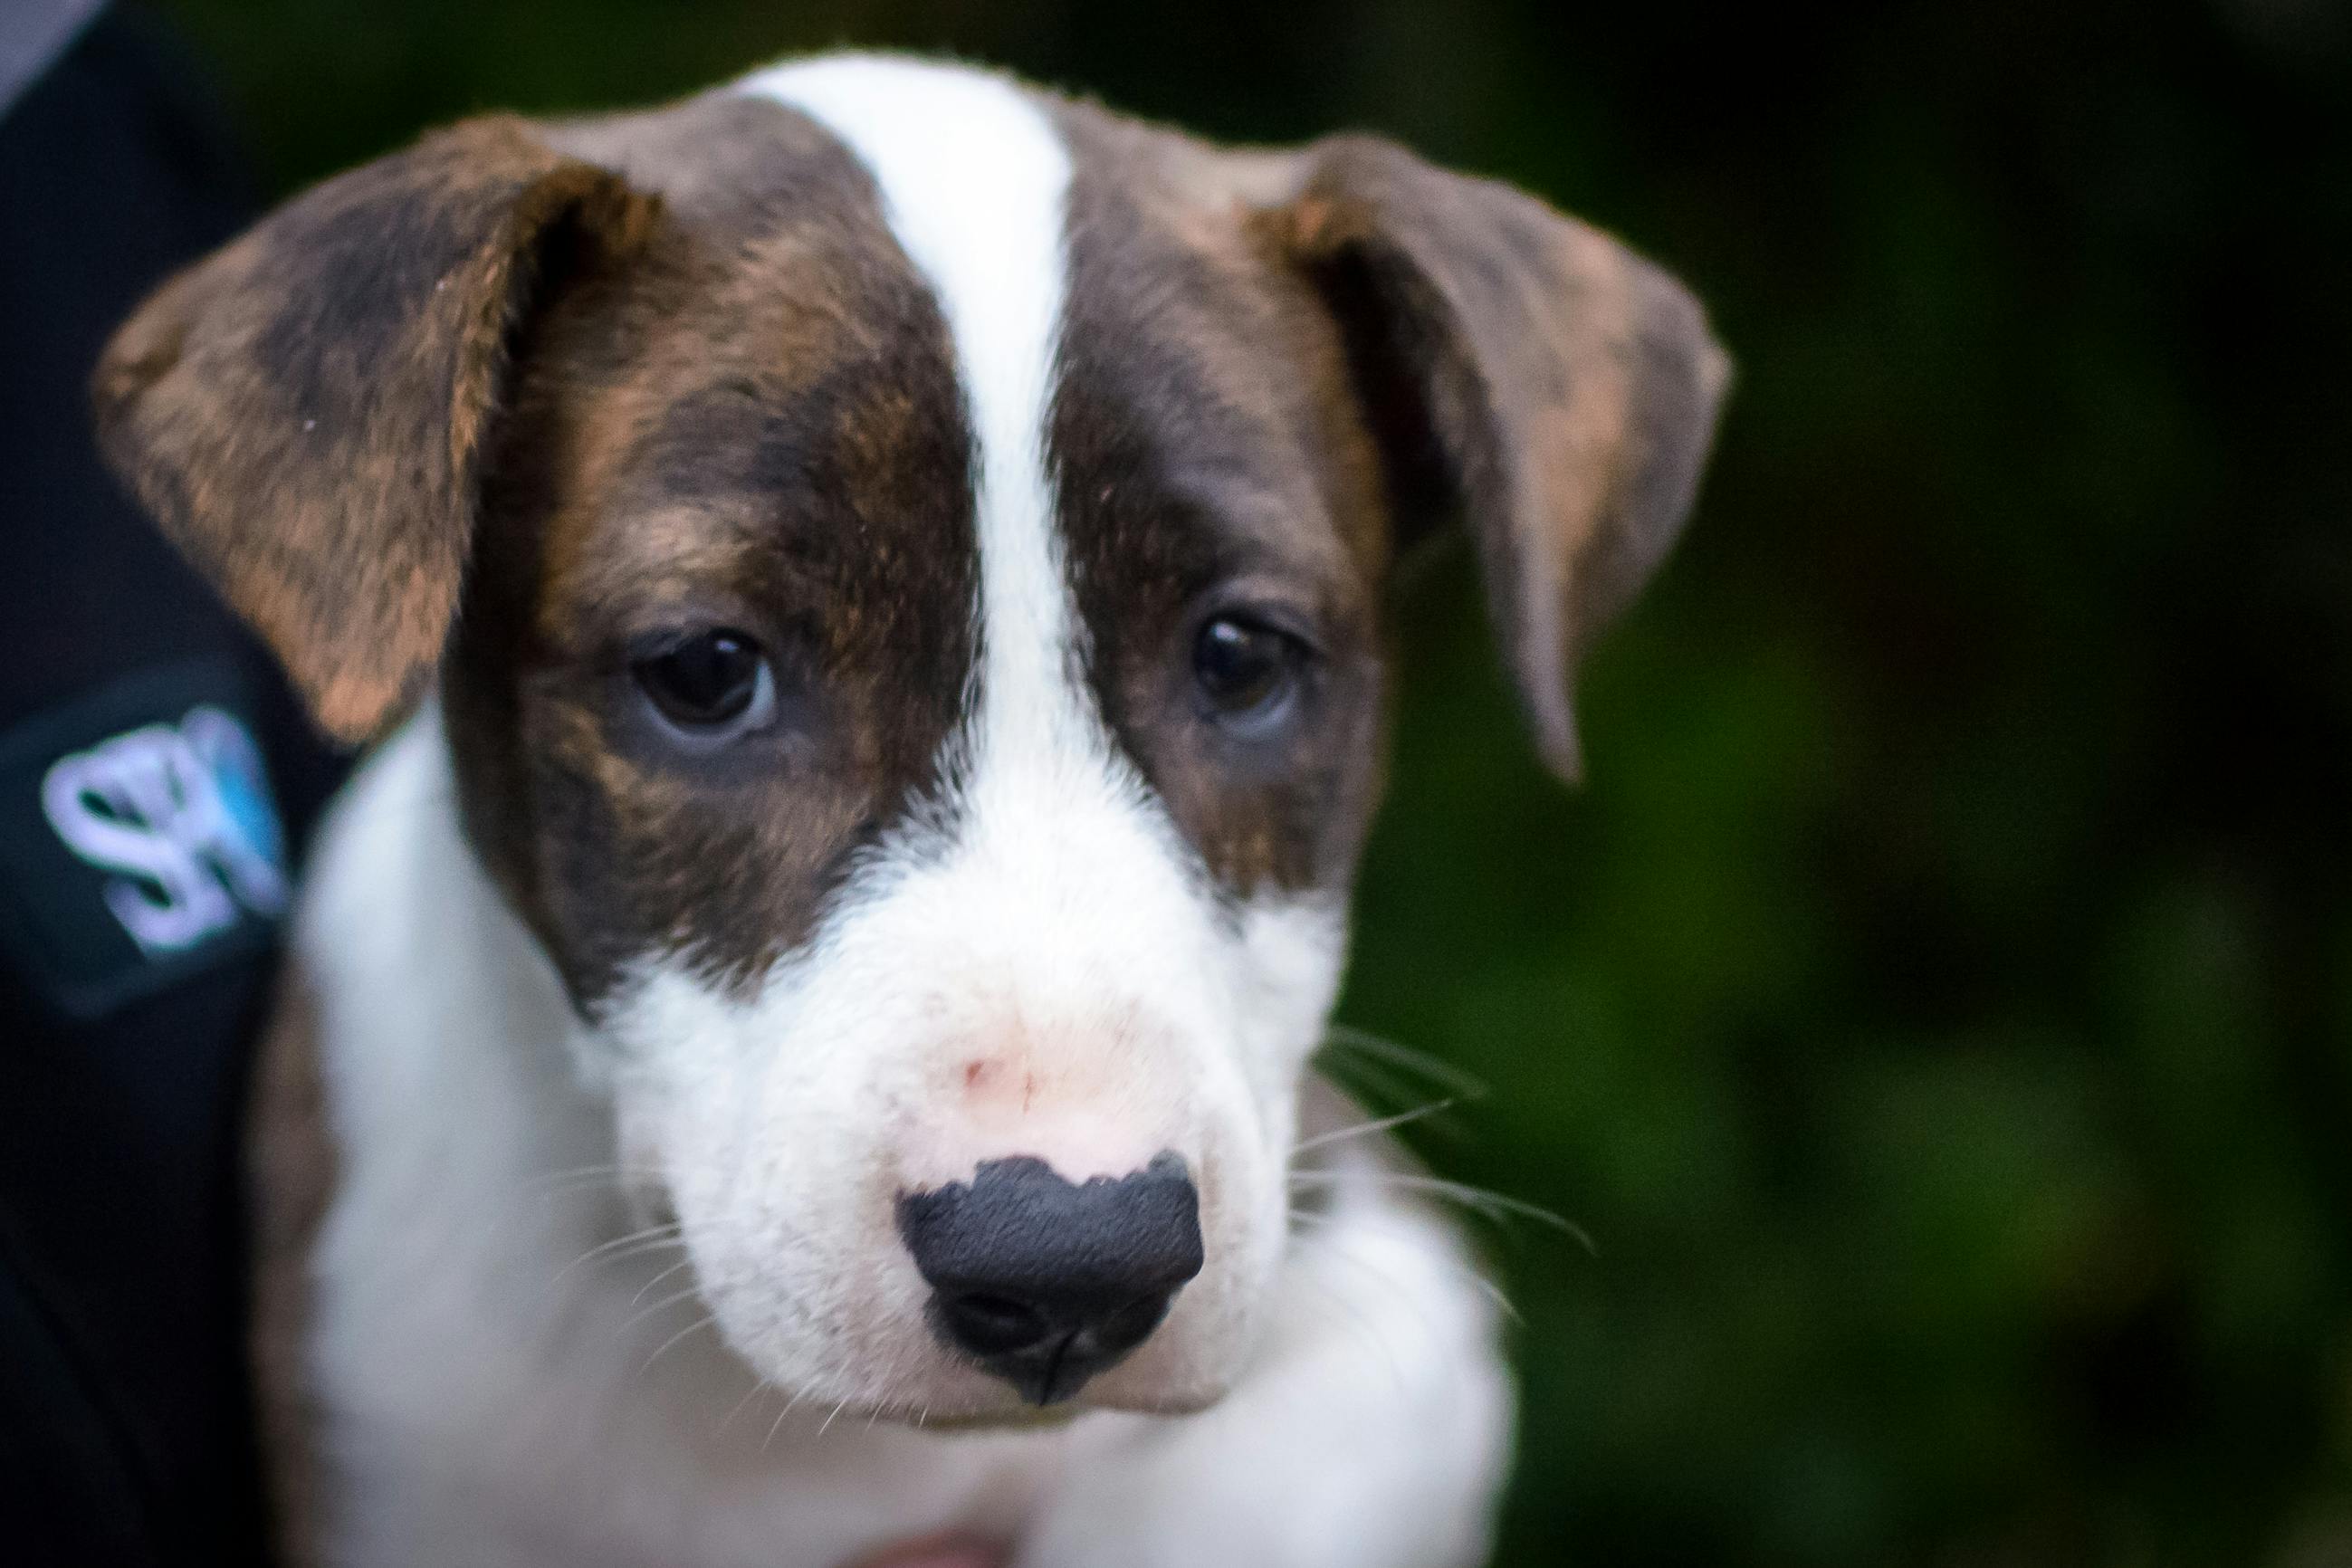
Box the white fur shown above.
[294,53,1511,1568]
[739,56,1079,783]
[303,716,1057,1565]
[562,54,1344,1421]
[301,718,1505,1566]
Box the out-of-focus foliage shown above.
[149,0,2352,1562]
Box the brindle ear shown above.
[92,116,655,741]
[1275,135,1730,780]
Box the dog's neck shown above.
[301,706,635,1324]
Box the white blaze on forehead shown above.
[739,54,1092,779]
[731,52,1228,1133]
[720,58,1330,1185]
[579,60,1344,1410]
[722,61,1345,1083]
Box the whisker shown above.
[629,1255,695,1308]
[1449,1263,1525,1327]
[617,1283,705,1339]
[1319,1024,1488,1102]
[572,1232,689,1282]
[525,1162,640,1187]
[521,1163,668,1201]
[1291,1099,1455,1155]
[640,1313,717,1375]
[1286,1172,1597,1256]
[1314,1054,1430,1120]
[550,1221,684,1290]
[718,1376,769,1436]
[763,1390,806,1453]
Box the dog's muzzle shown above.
[895,1152,1204,1405]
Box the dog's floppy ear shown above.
[92,117,655,741]
[1271,136,1729,780]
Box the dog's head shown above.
[94,56,1724,1421]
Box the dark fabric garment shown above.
[0,7,345,1563]
[0,0,106,119]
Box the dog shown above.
[91,52,1726,1568]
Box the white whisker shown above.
[1318,1023,1488,1102]
[629,1255,696,1308]
[1287,1171,1597,1256]
[717,1376,769,1437]
[550,1221,684,1291]
[763,1390,807,1453]
[640,1313,717,1375]
[617,1283,705,1339]
[1291,1099,1456,1155]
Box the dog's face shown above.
[94,57,1724,1422]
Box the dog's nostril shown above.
[1097,1292,1177,1347]
[896,1152,1204,1405]
[941,1292,1051,1357]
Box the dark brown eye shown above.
[1192,615,1306,729]
[632,628,775,736]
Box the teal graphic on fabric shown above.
[40,703,288,956]
[0,660,291,1018]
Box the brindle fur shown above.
[92,69,1727,1566]
[92,118,659,741]
[245,970,333,1562]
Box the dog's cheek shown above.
[594,972,790,1363]
[1194,897,1350,1379]
[596,957,944,1400]
[1233,895,1351,1095]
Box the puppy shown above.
[93,53,1726,1568]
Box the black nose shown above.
[896,1152,1204,1405]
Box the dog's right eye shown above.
[630,628,777,740]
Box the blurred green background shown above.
[146,0,2352,1563]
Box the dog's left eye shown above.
[631,629,776,738]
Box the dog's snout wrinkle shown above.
[896,1152,1203,1405]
